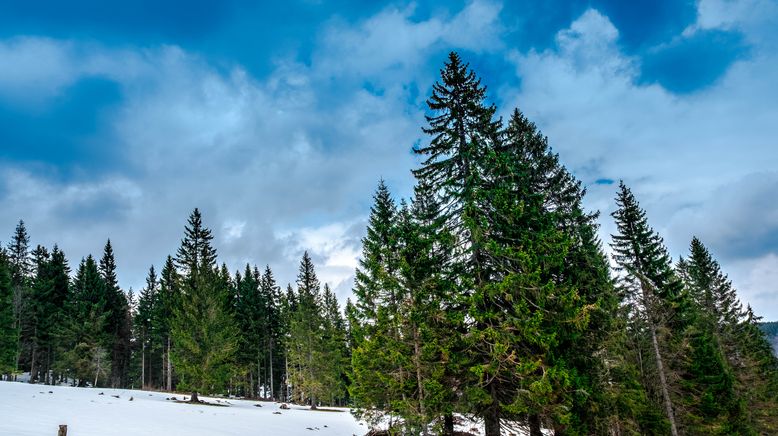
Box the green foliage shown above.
[0,251,18,374]
[170,271,239,398]
[170,209,239,399]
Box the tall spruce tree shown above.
[62,255,110,386]
[99,240,131,387]
[610,183,685,436]
[7,220,32,375]
[136,266,159,388]
[680,238,778,433]
[260,265,285,400]
[171,208,238,403]
[411,51,507,435]
[156,255,179,391]
[0,250,17,377]
[288,251,329,409]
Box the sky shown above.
[1,0,777,319]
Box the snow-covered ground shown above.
[0,381,367,436]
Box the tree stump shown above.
[58,425,67,436]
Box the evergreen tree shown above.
[321,283,348,405]
[610,183,686,436]
[234,263,261,397]
[61,255,110,386]
[100,240,131,388]
[136,266,159,388]
[156,255,180,391]
[0,250,17,377]
[27,245,70,384]
[7,220,32,375]
[681,238,778,433]
[171,209,238,403]
[260,265,285,400]
[288,252,329,409]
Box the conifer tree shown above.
[100,240,131,387]
[7,220,32,375]
[0,250,17,377]
[288,252,328,409]
[234,263,261,397]
[27,245,70,384]
[261,265,285,400]
[680,238,778,433]
[171,209,238,403]
[61,255,110,386]
[611,183,685,436]
[136,266,158,388]
[156,255,179,391]
[350,181,409,426]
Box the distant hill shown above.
[759,321,778,355]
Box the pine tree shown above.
[260,265,285,400]
[156,255,179,391]
[234,263,261,397]
[0,250,17,376]
[26,245,70,384]
[7,220,32,375]
[610,183,685,436]
[350,181,409,427]
[175,208,217,281]
[681,238,778,433]
[61,255,110,386]
[288,252,328,409]
[136,266,159,388]
[100,240,131,388]
[321,283,348,405]
[171,209,238,403]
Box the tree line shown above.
[0,209,350,407]
[346,52,778,435]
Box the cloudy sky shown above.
[1,0,777,319]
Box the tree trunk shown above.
[269,343,274,400]
[443,413,454,435]
[529,414,542,436]
[484,406,500,436]
[141,340,145,388]
[650,323,679,436]
[413,325,426,421]
[166,336,172,391]
[29,338,37,383]
[190,391,199,403]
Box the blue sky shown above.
[1,0,777,319]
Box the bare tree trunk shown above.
[412,324,426,421]
[94,353,101,387]
[141,340,145,388]
[529,414,542,436]
[650,323,679,436]
[190,391,199,403]
[484,406,500,436]
[443,414,454,436]
[30,339,37,384]
[285,354,289,401]
[166,336,172,391]
[269,343,274,400]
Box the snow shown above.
[0,381,367,436]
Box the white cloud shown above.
[2,1,777,321]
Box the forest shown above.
[1,52,777,436]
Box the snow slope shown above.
[0,381,367,436]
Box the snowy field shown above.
[0,381,367,436]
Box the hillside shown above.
[761,321,778,354]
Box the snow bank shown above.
[0,381,366,436]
